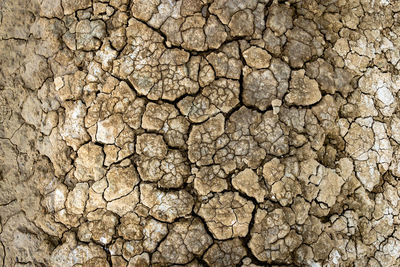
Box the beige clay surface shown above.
[1,0,400,266]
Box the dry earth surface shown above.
[1,0,400,266]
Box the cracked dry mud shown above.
[1,0,400,266]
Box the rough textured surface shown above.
[1,0,400,266]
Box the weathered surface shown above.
[197,192,255,240]
[1,0,400,266]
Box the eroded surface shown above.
[1,0,400,266]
